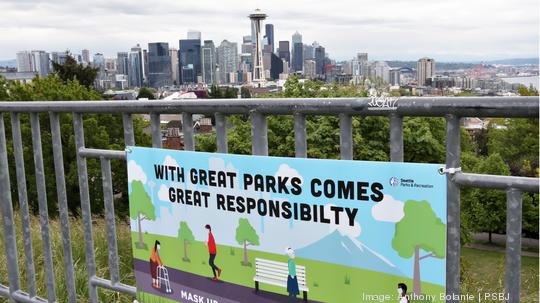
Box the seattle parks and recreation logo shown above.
[389,177,400,187]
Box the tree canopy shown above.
[51,52,98,88]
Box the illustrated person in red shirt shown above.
[205,224,222,280]
[149,240,163,289]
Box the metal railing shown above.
[0,96,538,303]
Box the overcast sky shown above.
[1,0,538,61]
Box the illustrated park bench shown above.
[253,258,309,301]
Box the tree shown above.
[129,181,155,249]
[137,87,156,100]
[462,153,510,243]
[52,52,98,88]
[178,221,195,261]
[392,200,446,295]
[235,218,260,266]
[240,87,252,98]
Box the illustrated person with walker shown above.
[149,240,172,293]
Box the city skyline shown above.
[1,0,538,61]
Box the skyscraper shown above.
[264,24,274,53]
[202,40,216,84]
[417,57,435,86]
[31,50,50,76]
[179,38,202,84]
[216,40,238,84]
[187,30,201,40]
[278,41,290,63]
[16,51,32,72]
[81,49,90,65]
[130,44,145,85]
[117,52,129,75]
[303,44,314,60]
[249,9,267,84]
[93,53,105,70]
[303,59,316,79]
[373,61,390,83]
[147,42,172,88]
[128,50,143,87]
[314,46,325,75]
[169,48,179,84]
[291,31,303,72]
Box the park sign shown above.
[127,147,447,303]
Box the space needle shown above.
[249,9,267,86]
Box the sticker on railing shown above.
[367,89,399,110]
[127,147,447,303]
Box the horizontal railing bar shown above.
[452,172,539,192]
[90,276,137,296]
[0,284,8,297]
[79,148,126,159]
[11,290,48,303]
[0,96,537,117]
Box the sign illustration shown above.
[127,147,447,303]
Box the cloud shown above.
[371,195,404,223]
[274,164,304,185]
[325,204,361,238]
[157,184,170,202]
[128,160,147,184]
[163,155,179,167]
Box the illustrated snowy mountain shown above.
[296,230,403,276]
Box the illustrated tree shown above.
[392,200,445,295]
[178,221,195,262]
[235,218,260,266]
[129,180,155,249]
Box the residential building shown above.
[417,57,435,86]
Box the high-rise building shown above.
[352,52,368,77]
[249,9,267,84]
[417,57,435,86]
[117,52,129,75]
[269,53,283,79]
[93,53,105,70]
[128,50,143,87]
[303,44,314,60]
[314,46,325,75]
[216,40,238,84]
[390,69,401,86]
[373,61,390,83]
[81,49,90,64]
[278,41,290,63]
[16,51,32,72]
[130,44,145,85]
[201,40,216,84]
[264,24,274,53]
[147,42,172,88]
[50,52,68,66]
[303,59,316,79]
[291,31,303,72]
[169,48,179,84]
[31,50,50,76]
[179,38,202,84]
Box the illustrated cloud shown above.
[157,184,170,202]
[274,164,304,185]
[128,160,147,184]
[163,155,179,167]
[371,194,404,222]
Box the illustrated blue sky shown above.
[1,0,538,61]
[127,147,447,286]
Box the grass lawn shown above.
[0,214,537,302]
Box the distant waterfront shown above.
[501,76,539,89]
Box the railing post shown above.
[73,113,99,303]
[215,113,228,153]
[339,113,353,160]
[294,113,307,158]
[150,113,162,148]
[183,112,194,151]
[505,188,522,303]
[390,113,403,162]
[30,113,57,302]
[50,112,77,303]
[10,112,37,298]
[250,111,268,156]
[445,114,461,302]
[122,113,135,146]
[0,113,21,303]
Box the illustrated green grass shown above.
[132,232,446,303]
[0,213,537,303]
